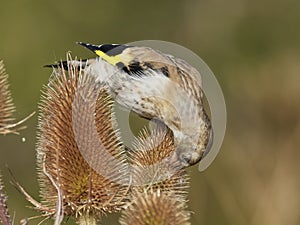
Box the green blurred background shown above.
[1,0,300,224]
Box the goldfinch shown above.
[49,42,213,167]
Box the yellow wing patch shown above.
[95,50,122,66]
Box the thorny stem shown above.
[0,177,12,225]
[42,155,64,225]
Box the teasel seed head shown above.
[0,60,16,135]
[36,57,130,223]
[119,189,191,225]
[122,123,191,224]
[120,122,191,224]
[129,122,190,199]
[0,60,34,135]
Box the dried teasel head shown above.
[122,123,191,224]
[0,173,12,225]
[129,122,190,198]
[119,189,191,225]
[0,61,34,135]
[35,57,130,224]
[0,60,16,135]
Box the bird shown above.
[47,42,213,168]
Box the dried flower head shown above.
[119,189,191,225]
[129,123,190,198]
[0,60,34,135]
[0,60,16,134]
[36,59,130,224]
[122,123,191,224]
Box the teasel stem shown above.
[0,173,12,225]
[41,155,64,225]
